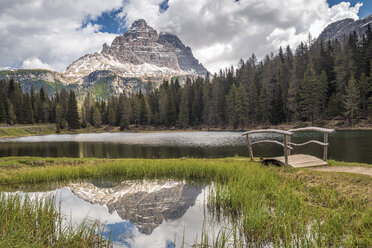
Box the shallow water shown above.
[0,130,371,163]
[5,180,230,248]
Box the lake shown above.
[0,130,371,163]
[4,180,233,248]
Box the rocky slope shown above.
[69,180,202,235]
[318,14,372,41]
[0,19,208,100]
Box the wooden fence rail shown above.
[242,127,335,166]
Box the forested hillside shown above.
[1,26,372,129]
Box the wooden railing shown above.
[242,127,335,166]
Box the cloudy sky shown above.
[0,0,371,73]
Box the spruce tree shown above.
[358,72,368,118]
[344,76,359,126]
[6,99,16,125]
[237,83,249,128]
[319,70,329,119]
[226,84,239,128]
[92,106,102,128]
[178,82,191,128]
[55,103,63,128]
[108,107,116,126]
[137,90,148,125]
[67,91,80,129]
[300,63,322,125]
[0,95,6,123]
[23,93,34,124]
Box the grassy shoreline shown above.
[0,157,371,247]
[1,120,372,139]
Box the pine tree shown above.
[344,76,360,126]
[258,81,269,123]
[59,88,69,120]
[300,63,322,125]
[179,82,191,129]
[120,113,129,131]
[55,103,63,128]
[23,93,34,124]
[81,93,92,127]
[67,91,80,129]
[319,70,329,119]
[6,99,16,125]
[237,83,249,128]
[108,107,116,126]
[226,84,239,128]
[92,106,102,128]
[41,102,49,123]
[137,90,148,125]
[358,72,368,118]
[34,95,42,123]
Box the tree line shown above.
[0,80,80,130]
[1,26,372,129]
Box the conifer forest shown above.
[1,28,372,129]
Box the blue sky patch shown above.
[159,0,169,13]
[327,0,371,18]
[81,8,126,34]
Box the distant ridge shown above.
[318,14,372,41]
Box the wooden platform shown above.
[262,154,327,168]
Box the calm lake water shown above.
[0,130,371,163]
[5,180,230,248]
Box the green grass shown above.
[0,125,57,138]
[0,124,124,138]
[0,157,371,247]
[0,193,110,247]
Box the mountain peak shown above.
[63,18,208,86]
[129,19,150,30]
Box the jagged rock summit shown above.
[0,19,208,100]
[318,14,372,41]
[63,19,208,83]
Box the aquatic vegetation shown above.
[0,193,110,247]
[0,157,371,247]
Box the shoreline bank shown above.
[1,118,372,139]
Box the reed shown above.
[0,193,110,247]
[0,157,371,247]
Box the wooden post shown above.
[323,133,328,161]
[286,135,292,156]
[283,134,288,166]
[245,135,254,162]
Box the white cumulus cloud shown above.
[22,57,52,70]
[121,0,363,73]
[0,0,122,72]
[0,0,363,74]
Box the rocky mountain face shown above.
[0,19,208,100]
[318,14,372,41]
[69,180,202,235]
[64,19,207,82]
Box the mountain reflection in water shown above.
[69,180,203,235]
[55,180,221,247]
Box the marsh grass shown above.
[0,193,110,247]
[0,157,371,247]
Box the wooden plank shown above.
[263,154,327,168]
